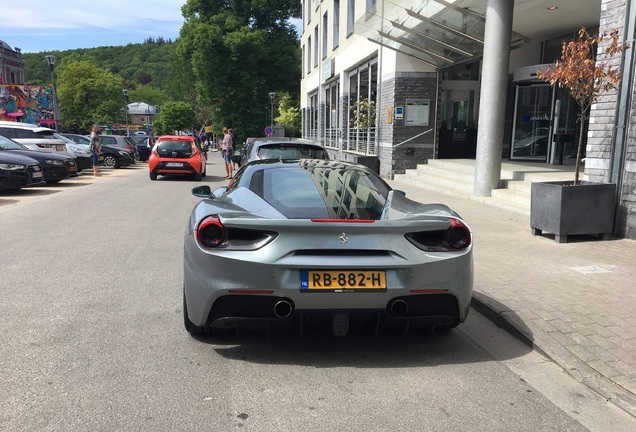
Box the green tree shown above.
[177,0,301,140]
[537,27,628,184]
[275,92,301,137]
[56,60,124,132]
[129,84,169,107]
[160,101,196,133]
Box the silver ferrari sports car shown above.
[183,159,473,337]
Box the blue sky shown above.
[2,1,301,54]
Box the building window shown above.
[307,0,311,24]
[324,80,340,149]
[307,36,312,73]
[333,0,340,49]
[347,0,355,36]
[302,45,305,77]
[10,71,16,83]
[314,26,319,68]
[309,91,319,140]
[322,12,328,59]
[366,0,377,15]
[346,59,378,155]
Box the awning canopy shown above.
[354,0,529,69]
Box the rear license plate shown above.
[166,162,183,167]
[300,270,386,291]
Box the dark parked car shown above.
[0,152,45,190]
[129,135,151,161]
[99,135,139,162]
[0,135,76,183]
[239,138,329,167]
[58,133,134,169]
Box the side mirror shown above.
[191,185,211,197]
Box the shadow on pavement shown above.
[188,315,533,368]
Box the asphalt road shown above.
[1,156,634,431]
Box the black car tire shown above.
[150,172,157,180]
[102,154,119,169]
[194,172,202,181]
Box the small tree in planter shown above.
[537,26,627,184]
[530,27,629,243]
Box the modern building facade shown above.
[299,0,636,239]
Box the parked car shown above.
[99,135,139,162]
[239,138,328,167]
[183,159,473,337]
[149,135,207,181]
[0,134,76,183]
[129,135,151,161]
[58,133,134,169]
[54,133,92,172]
[0,152,45,190]
[0,121,69,157]
[58,133,90,145]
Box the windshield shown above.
[257,144,329,160]
[0,134,27,150]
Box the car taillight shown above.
[405,218,471,252]
[195,216,226,248]
[446,218,471,249]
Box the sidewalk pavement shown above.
[388,177,636,418]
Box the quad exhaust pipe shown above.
[389,299,409,317]
[274,300,293,319]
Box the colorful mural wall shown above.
[0,84,55,127]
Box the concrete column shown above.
[474,0,514,196]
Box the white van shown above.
[0,121,69,157]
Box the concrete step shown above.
[491,187,531,206]
[395,159,577,217]
[404,170,475,194]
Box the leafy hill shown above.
[23,37,176,90]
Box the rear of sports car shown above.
[183,195,473,337]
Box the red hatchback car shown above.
[148,135,207,181]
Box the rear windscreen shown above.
[257,144,329,160]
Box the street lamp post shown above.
[122,89,130,135]
[268,92,276,136]
[44,55,60,132]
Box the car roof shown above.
[156,135,195,142]
[0,121,56,134]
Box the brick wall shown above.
[380,72,438,178]
[588,0,636,239]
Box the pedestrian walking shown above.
[89,124,102,177]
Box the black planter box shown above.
[530,181,616,243]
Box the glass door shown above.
[510,84,554,160]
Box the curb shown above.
[471,291,636,419]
